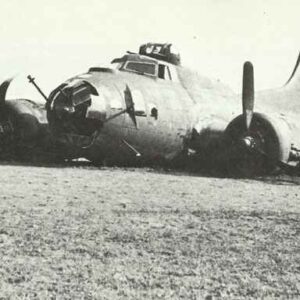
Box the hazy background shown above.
[0,0,299,103]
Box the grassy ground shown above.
[0,164,300,299]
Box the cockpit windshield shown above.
[124,62,156,76]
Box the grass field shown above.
[0,164,300,299]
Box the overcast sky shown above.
[0,0,299,102]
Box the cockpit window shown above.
[124,62,156,76]
[158,64,172,80]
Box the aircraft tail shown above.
[284,51,300,88]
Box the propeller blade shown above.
[124,84,137,127]
[242,61,254,130]
[0,77,13,107]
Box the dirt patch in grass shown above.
[0,164,300,299]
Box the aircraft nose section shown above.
[48,80,106,136]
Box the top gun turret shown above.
[139,43,181,66]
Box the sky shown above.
[0,0,299,102]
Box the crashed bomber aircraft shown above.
[1,43,300,176]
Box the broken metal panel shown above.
[72,85,91,106]
[7,99,48,124]
[86,94,107,121]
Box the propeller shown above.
[242,61,254,131]
[238,62,300,176]
[0,77,14,108]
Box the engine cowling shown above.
[0,77,65,162]
[0,99,53,160]
[224,112,292,176]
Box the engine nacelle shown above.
[0,99,57,161]
[224,112,292,176]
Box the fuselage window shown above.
[151,107,158,120]
[158,64,172,81]
[166,66,172,80]
[168,65,179,82]
[124,62,156,76]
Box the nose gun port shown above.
[49,81,105,137]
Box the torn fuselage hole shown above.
[50,81,103,136]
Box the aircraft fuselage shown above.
[47,52,238,165]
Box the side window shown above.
[165,66,172,80]
[168,65,179,83]
[158,64,172,81]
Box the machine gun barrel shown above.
[27,75,49,103]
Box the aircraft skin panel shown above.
[6,99,48,124]
[177,66,239,120]
[98,72,192,160]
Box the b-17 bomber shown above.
[43,43,300,176]
[2,43,300,177]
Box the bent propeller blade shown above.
[242,61,254,130]
[0,77,14,107]
[124,85,137,128]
